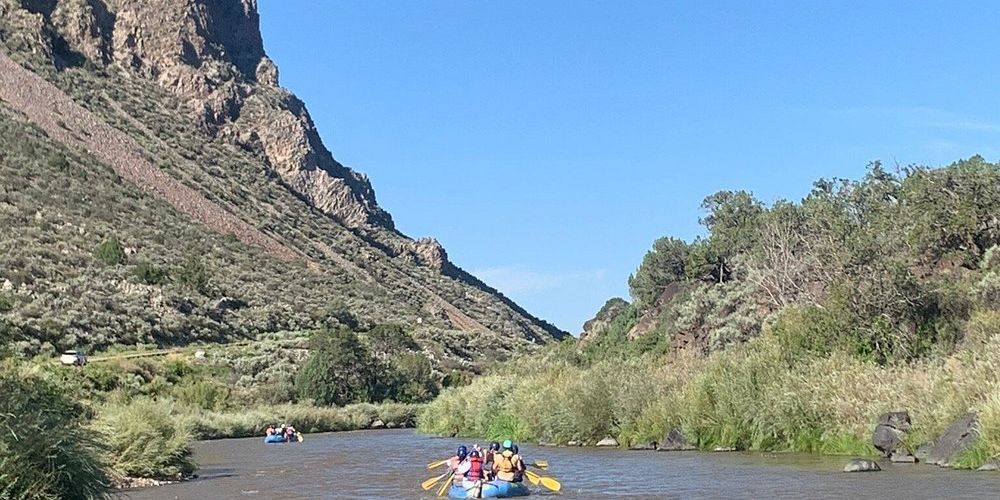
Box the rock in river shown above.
[926,413,978,467]
[657,428,696,451]
[872,410,911,458]
[844,459,881,473]
[596,437,619,447]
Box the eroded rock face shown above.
[579,297,630,343]
[927,412,978,467]
[30,0,395,231]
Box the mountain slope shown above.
[0,0,566,366]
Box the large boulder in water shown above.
[657,428,695,451]
[872,410,911,458]
[926,413,979,467]
[843,459,881,472]
[596,437,619,447]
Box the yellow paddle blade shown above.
[297,434,304,443]
[524,470,542,486]
[427,459,449,469]
[538,476,561,492]
[525,470,561,492]
[533,460,549,468]
[436,472,454,497]
[422,472,449,491]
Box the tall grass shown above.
[0,366,109,499]
[183,402,422,439]
[420,317,1000,465]
[93,398,195,478]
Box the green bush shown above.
[0,367,109,499]
[132,261,168,285]
[94,398,195,478]
[93,237,126,265]
[295,327,376,406]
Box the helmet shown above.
[457,445,468,458]
[489,441,501,451]
[512,444,519,454]
[502,439,513,449]
[470,450,480,458]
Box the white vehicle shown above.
[59,350,87,366]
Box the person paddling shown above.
[510,444,526,483]
[493,440,524,482]
[448,445,469,486]
[458,449,485,495]
[483,441,500,480]
[265,424,276,436]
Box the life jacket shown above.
[495,450,516,481]
[465,455,483,481]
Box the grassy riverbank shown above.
[420,311,1000,466]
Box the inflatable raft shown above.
[263,433,303,444]
[448,480,530,498]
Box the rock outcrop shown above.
[926,413,979,467]
[579,297,630,343]
[872,410,912,459]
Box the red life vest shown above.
[465,455,484,481]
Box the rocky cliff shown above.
[0,0,566,360]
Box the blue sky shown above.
[258,1,1000,333]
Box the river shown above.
[123,429,1000,499]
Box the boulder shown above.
[370,419,385,429]
[872,410,911,457]
[596,437,619,447]
[877,411,912,432]
[914,441,934,461]
[926,413,978,467]
[657,428,696,452]
[843,459,881,473]
[386,421,398,429]
[890,450,916,463]
[713,447,737,452]
[872,425,904,457]
[628,441,658,451]
[977,459,1000,471]
[567,440,581,447]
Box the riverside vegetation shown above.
[421,159,1000,469]
[0,324,443,499]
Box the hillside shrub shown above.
[93,237,125,265]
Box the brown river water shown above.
[123,429,1000,499]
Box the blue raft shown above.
[264,433,303,444]
[448,481,530,498]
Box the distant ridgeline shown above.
[581,158,1000,364]
[0,0,565,368]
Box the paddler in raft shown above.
[492,440,525,483]
[447,445,469,486]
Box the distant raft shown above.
[448,481,530,498]
[264,433,303,444]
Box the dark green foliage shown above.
[177,255,209,294]
[378,352,439,403]
[93,236,125,265]
[619,159,1000,364]
[0,367,109,500]
[295,327,377,406]
[132,260,168,285]
[0,293,14,313]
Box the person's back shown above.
[510,444,525,483]
[448,446,468,486]
[460,450,484,490]
[494,440,518,482]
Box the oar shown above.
[436,471,454,497]
[421,471,450,491]
[427,458,449,469]
[527,461,548,470]
[524,470,561,492]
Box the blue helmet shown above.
[511,444,519,454]
[457,445,468,458]
[502,439,513,449]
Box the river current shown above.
[123,429,1000,499]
